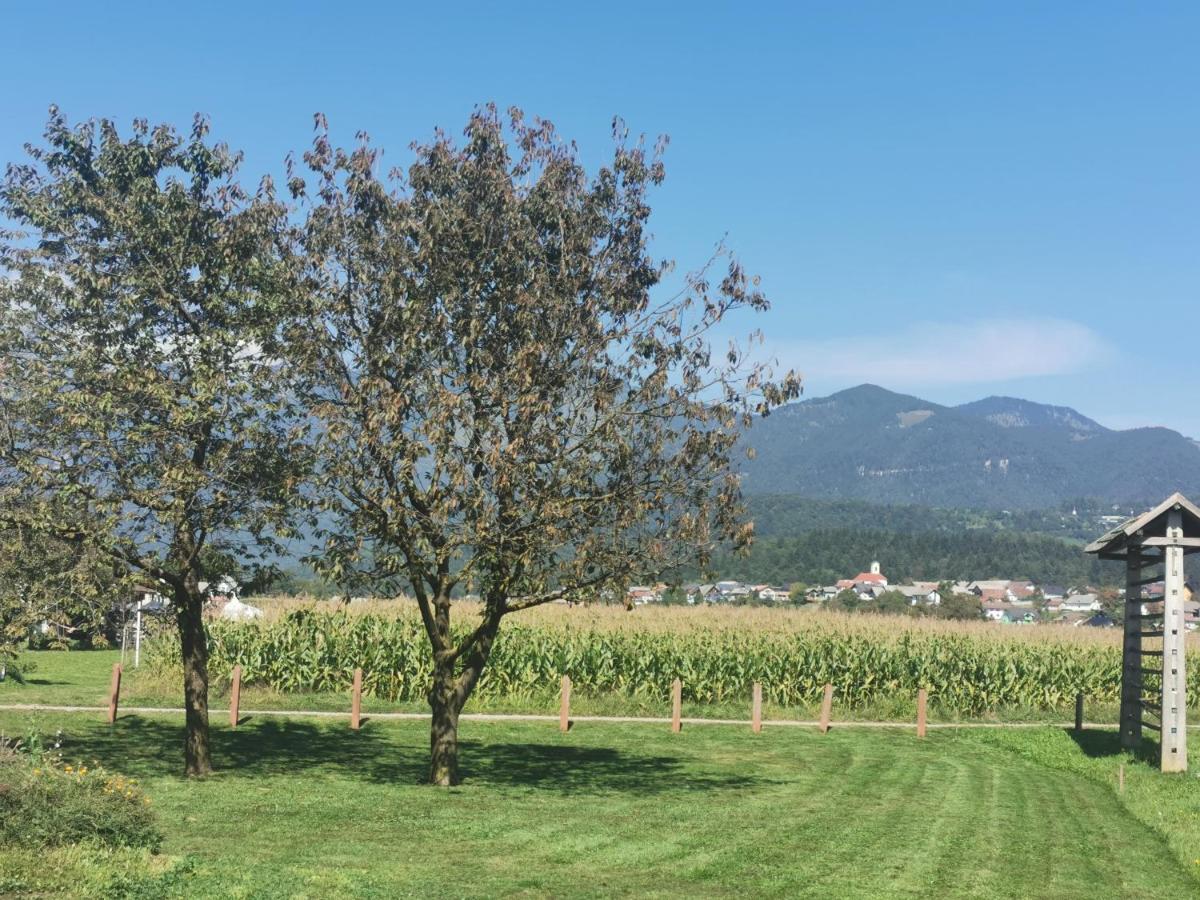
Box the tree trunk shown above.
[426,612,502,786]
[176,582,213,777]
[429,666,462,786]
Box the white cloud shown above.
[774,317,1113,388]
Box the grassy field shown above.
[5,650,1200,897]
[1,708,1198,898]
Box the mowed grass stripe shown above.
[0,713,1195,898]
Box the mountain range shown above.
[738,385,1200,510]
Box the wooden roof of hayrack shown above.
[1084,492,1200,558]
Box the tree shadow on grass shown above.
[452,740,768,794]
[1068,727,1159,766]
[49,716,769,795]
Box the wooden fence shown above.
[103,667,1088,737]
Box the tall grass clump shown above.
[0,735,160,851]
[143,604,1195,714]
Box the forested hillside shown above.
[700,528,1122,588]
[746,495,1114,542]
[738,385,1200,509]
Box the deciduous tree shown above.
[291,106,798,785]
[0,110,307,775]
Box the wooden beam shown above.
[1135,536,1200,549]
[916,688,928,739]
[1120,553,1143,750]
[819,683,833,734]
[229,664,242,729]
[751,683,762,734]
[671,678,682,734]
[350,667,363,731]
[559,675,571,733]
[1159,508,1188,773]
[107,663,122,725]
[1129,573,1165,588]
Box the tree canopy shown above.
[289,106,798,783]
[0,110,309,774]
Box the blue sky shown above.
[3,2,1196,433]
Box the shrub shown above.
[0,735,161,851]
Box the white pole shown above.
[134,606,142,668]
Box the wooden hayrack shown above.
[1086,493,1199,772]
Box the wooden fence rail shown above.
[99,668,1095,743]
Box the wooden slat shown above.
[751,682,763,734]
[916,688,928,739]
[1129,573,1165,587]
[1133,536,1200,548]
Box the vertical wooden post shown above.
[751,682,762,734]
[350,667,363,731]
[1118,763,1125,794]
[229,664,242,729]
[671,678,682,733]
[1161,508,1188,772]
[559,675,571,733]
[1074,692,1084,733]
[916,688,927,738]
[107,662,122,724]
[818,683,833,734]
[1120,551,1144,750]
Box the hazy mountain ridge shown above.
[739,385,1200,509]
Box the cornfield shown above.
[143,602,1199,714]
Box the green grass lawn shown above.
[1,703,1198,898]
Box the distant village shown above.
[627,560,1200,629]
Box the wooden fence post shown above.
[229,664,242,729]
[751,682,763,734]
[819,683,833,734]
[559,675,571,733]
[1074,692,1084,733]
[350,667,363,731]
[1118,763,1125,794]
[671,678,682,733]
[917,688,928,739]
[107,662,122,724]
